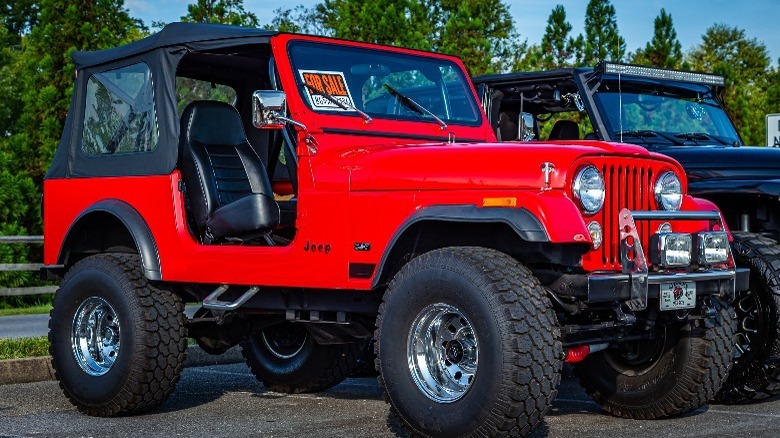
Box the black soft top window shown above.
[83,62,158,155]
[288,41,481,126]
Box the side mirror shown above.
[252,90,287,129]
[520,112,535,141]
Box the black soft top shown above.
[48,22,277,180]
[72,22,277,69]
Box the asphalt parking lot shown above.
[1,363,779,437]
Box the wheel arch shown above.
[58,199,162,280]
[370,205,588,289]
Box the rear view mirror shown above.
[252,90,287,129]
[350,63,390,76]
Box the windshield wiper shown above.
[383,84,447,130]
[674,132,729,145]
[303,83,372,124]
[615,130,685,146]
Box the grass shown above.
[0,336,50,360]
[0,304,52,317]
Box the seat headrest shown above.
[181,100,247,146]
[549,120,580,141]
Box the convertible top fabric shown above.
[47,22,275,179]
[72,22,276,70]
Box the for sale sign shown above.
[768,113,780,147]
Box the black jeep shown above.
[474,62,780,403]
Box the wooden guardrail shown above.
[0,236,57,296]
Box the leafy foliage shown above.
[580,0,625,64]
[276,0,518,76]
[540,5,575,69]
[637,8,683,69]
[689,24,772,145]
[181,0,258,27]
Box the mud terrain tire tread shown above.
[375,246,562,437]
[575,299,734,419]
[716,232,780,404]
[241,328,360,394]
[49,254,187,417]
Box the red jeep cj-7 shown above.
[42,23,747,436]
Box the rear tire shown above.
[716,232,780,403]
[375,247,562,437]
[575,298,734,419]
[240,322,358,393]
[49,254,187,416]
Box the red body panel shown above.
[43,33,732,291]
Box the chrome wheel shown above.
[408,303,478,403]
[261,324,308,360]
[71,296,121,376]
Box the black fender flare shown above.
[58,199,162,280]
[371,205,549,288]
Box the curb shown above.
[0,345,244,386]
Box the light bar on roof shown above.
[600,62,725,86]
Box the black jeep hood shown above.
[661,146,780,196]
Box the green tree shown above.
[689,24,771,145]
[580,0,625,65]
[540,5,574,69]
[308,0,517,75]
[641,9,682,68]
[438,0,516,75]
[8,0,142,182]
[263,6,322,34]
[182,0,259,27]
[0,24,23,138]
[0,0,39,47]
[313,0,430,49]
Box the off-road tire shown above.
[716,232,780,404]
[575,298,734,419]
[49,254,187,417]
[240,322,359,393]
[375,247,562,437]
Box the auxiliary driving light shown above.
[650,233,692,267]
[696,232,729,265]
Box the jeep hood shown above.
[342,140,668,191]
[661,146,780,196]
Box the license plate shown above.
[660,282,696,310]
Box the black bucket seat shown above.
[179,101,280,243]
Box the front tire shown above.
[240,322,358,393]
[49,254,187,416]
[575,298,734,419]
[375,247,562,437]
[716,232,780,403]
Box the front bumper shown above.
[588,268,749,305]
[588,208,746,311]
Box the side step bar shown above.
[202,285,259,311]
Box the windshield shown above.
[593,82,741,146]
[288,41,481,126]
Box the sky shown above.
[125,0,780,63]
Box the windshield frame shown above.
[286,39,483,128]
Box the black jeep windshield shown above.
[593,82,741,146]
[288,41,481,125]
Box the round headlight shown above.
[655,171,682,211]
[573,166,605,214]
